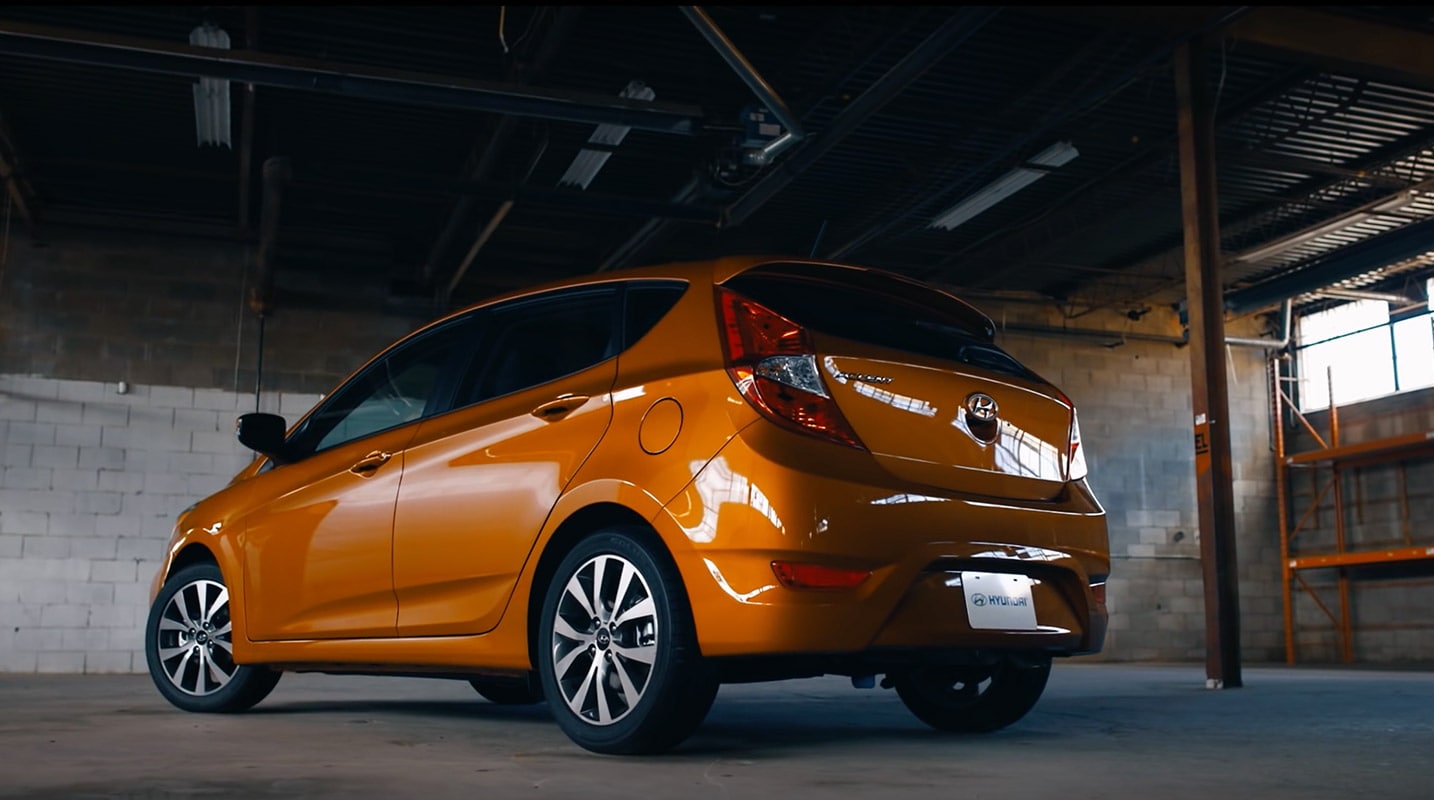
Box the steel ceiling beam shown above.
[724,6,999,227]
[1228,8,1434,93]
[1081,127,1434,314]
[422,6,582,287]
[1043,7,1434,92]
[1225,215,1434,315]
[824,6,1251,262]
[0,19,702,134]
[596,7,997,273]
[934,64,1312,289]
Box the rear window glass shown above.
[624,281,688,348]
[724,264,1036,380]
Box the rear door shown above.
[242,319,472,640]
[392,287,620,636]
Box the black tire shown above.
[891,657,1052,733]
[537,527,718,754]
[469,674,544,705]
[145,563,281,713]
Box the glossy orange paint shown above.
[149,255,1108,679]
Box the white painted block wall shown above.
[0,374,320,673]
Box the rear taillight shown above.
[716,287,864,449]
[1067,409,1087,481]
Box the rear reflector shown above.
[1090,581,1107,606]
[771,561,871,590]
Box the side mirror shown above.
[236,413,290,464]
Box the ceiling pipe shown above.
[1225,299,1292,349]
[0,19,701,134]
[997,299,1291,349]
[680,6,804,164]
[997,322,1189,346]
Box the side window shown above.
[459,289,619,406]
[293,319,472,456]
[624,281,688,348]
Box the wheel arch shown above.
[168,542,219,580]
[525,501,658,671]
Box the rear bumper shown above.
[658,422,1109,661]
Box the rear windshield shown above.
[724,263,1037,380]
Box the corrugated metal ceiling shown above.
[0,5,1432,320]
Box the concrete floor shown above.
[0,663,1429,799]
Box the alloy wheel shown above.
[153,578,236,697]
[549,553,659,726]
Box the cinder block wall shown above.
[0,376,320,672]
[1284,386,1434,662]
[1,228,1296,671]
[989,301,1285,663]
[0,229,420,393]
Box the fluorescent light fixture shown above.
[189,23,232,148]
[928,141,1079,231]
[1230,184,1428,265]
[559,80,655,190]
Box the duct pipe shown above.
[680,6,804,163]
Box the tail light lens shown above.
[1068,409,1087,481]
[716,286,864,449]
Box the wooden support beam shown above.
[1175,42,1243,689]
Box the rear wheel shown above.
[538,528,718,754]
[469,675,544,705]
[145,563,281,713]
[890,656,1051,733]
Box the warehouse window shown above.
[1296,279,1434,411]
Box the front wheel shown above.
[144,563,281,713]
[537,528,718,754]
[890,656,1051,733]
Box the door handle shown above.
[350,450,393,475]
[531,393,590,421]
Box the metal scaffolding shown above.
[1273,364,1434,663]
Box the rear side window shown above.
[624,281,688,348]
[725,264,1035,379]
[459,288,620,405]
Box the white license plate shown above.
[961,571,1038,630]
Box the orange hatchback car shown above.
[145,257,1108,754]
